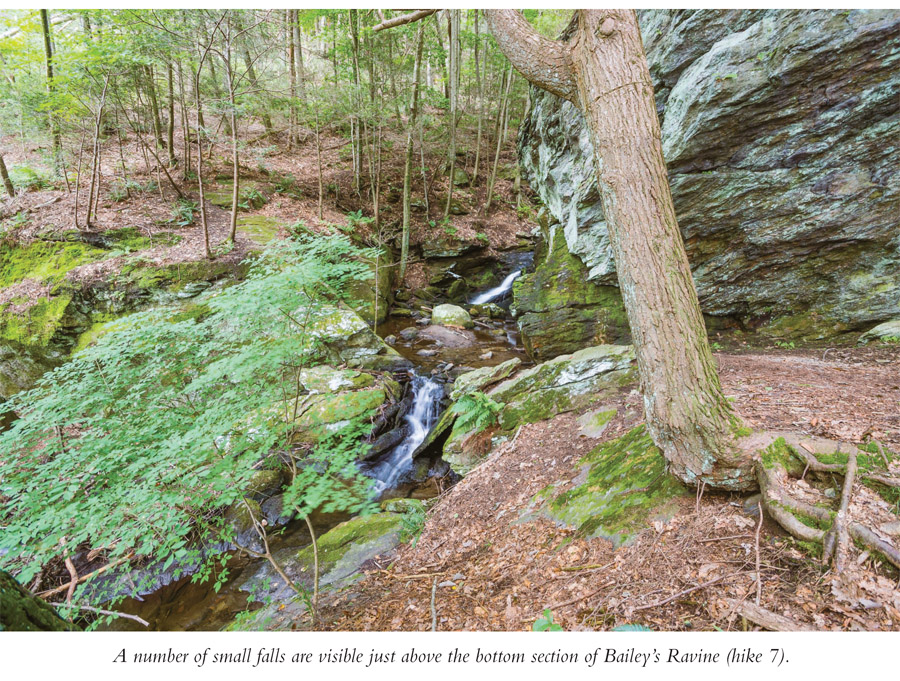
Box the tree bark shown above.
[0,153,14,198]
[40,9,63,178]
[484,9,752,489]
[400,22,425,282]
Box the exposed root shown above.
[751,431,900,572]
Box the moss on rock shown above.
[539,425,689,547]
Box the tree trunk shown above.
[166,63,176,166]
[40,9,63,178]
[400,22,425,282]
[287,9,296,149]
[0,153,14,198]
[443,9,460,219]
[484,9,753,490]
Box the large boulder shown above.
[441,345,636,475]
[857,319,900,345]
[431,304,474,329]
[518,10,900,345]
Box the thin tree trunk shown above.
[40,9,63,178]
[484,65,512,214]
[287,9,296,149]
[472,13,484,186]
[73,127,87,227]
[167,63,176,166]
[225,23,239,244]
[314,109,323,221]
[145,65,165,150]
[400,22,424,282]
[443,9,460,218]
[85,74,110,230]
[0,153,13,198]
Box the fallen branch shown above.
[373,10,439,33]
[38,552,135,599]
[724,598,815,632]
[51,602,149,628]
[631,573,738,613]
[548,580,616,611]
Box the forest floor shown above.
[323,347,900,632]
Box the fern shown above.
[450,392,503,433]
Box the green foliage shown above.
[169,198,198,227]
[346,210,374,231]
[398,502,427,546]
[238,187,267,211]
[272,172,301,199]
[0,234,381,613]
[532,609,564,632]
[450,391,503,434]
[774,340,796,350]
[612,624,654,632]
[8,164,52,191]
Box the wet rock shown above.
[431,304,474,329]
[417,349,438,357]
[419,325,476,348]
[299,365,375,393]
[518,10,900,342]
[399,327,419,341]
[391,307,414,317]
[479,351,493,361]
[384,334,397,345]
[857,319,900,345]
[365,427,407,461]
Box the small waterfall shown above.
[469,270,522,305]
[369,376,443,492]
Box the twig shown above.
[698,534,752,544]
[548,580,616,610]
[724,599,815,632]
[754,501,763,605]
[430,577,438,632]
[38,552,135,599]
[631,573,738,613]
[51,603,149,628]
[559,561,614,573]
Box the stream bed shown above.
[101,255,532,630]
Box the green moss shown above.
[72,315,127,354]
[0,240,107,288]
[540,425,689,547]
[236,216,283,246]
[117,258,235,292]
[0,294,71,347]
[294,512,402,582]
[760,437,804,475]
[292,388,386,443]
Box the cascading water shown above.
[369,375,444,493]
[469,270,522,305]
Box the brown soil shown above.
[321,349,900,632]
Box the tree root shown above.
[750,431,900,571]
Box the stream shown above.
[99,253,532,630]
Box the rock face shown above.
[857,319,900,345]
[517,9,900,350]
[0,570,78,631]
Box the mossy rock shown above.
[0,570,79,631]
[512,225,629,360]
[490,345,636,431]
[380,498,425,514]
[538,425,689,547]
[299,365,375,393]
[452,167,471,187]
[292,388,387,443]
[577,407,618,438]
[857,319,900,345]
[236,215,283,246]
[432,304,474,329]
[234,512,404,621]
[450,358,521,400]
[0,239,107,289]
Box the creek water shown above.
[99,259,532,630]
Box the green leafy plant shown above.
[774,340,796,350]
[0,234,381,625]
[169,198,198,227]
[612,623,654,632]
[450,392,504,434]
[346,210,374,231]
[238,187,267,210]
[273,172,301,198]
[710,341,723,351]
[399,503,427,546]
[532,609,564,632]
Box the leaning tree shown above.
[375,9,900,572]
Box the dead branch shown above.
[373,10,439,33]
[724,599,815,631]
